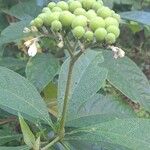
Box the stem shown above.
[59,58,75,138]
[41,136,60,150]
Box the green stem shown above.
[59,58,75,138]
[41,136,60,150]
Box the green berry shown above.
[59,11,75,27]
[74,8,86,16]
[92,2,103,11]
[113,13,121,22]
[72,26,85,39]
[69,1,82,12]
[52,7,62,12]
[90,17,105,31]
[107,25,120,37]
[105,17,119,27]
[105,33,116,44]
[97,6,112,18]
[97,0,103,5]
[72,15,87,28]
[95,28,107,41]
[51,20,62,31]
[42,7,51,13]
[84,31,94,41]
[48,2,56,9]
[38,13,47,20]
[43,12,60,26]
[82,0,96,10]
[30,20,35,26]
[86,10,97,20]
[34,18,43,28]
[57,1,68,10]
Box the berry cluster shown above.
[30,0,121,44]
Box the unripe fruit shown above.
[57,1,68,10]
[69,1,82,12]
[105,17,119,27]
[107,25,120,38]
[38,13,47,20]
[97,6,112,18]
[48,2,56,9]
[86,10,97,20]
[97,0,103,5]
[82,0,96,10]
[74,8,86,16]
[30,20,35,26]
[72,15,87,28]
[52,7,62,12]
[43,12,60,26]
[72,26,85,39]
[95,28,107,41]
[42,7,51,13]
[51,20,62,31]
[105,33,116,44]
[59,11,75,27]
[113,13,121,22]
[34,18,43,28]
[84,31,94,41]
[92,2,103,11]
[90,17,105,31]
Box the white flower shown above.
[108,46,125,59]
[28,41,38,57]
[24,40,32,47]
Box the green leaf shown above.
[66,94,135,127]
[0,134,21,146]
[26,53,60,92]
[120,11,150,26]
[100,51,150,111]
[58,50,108,121]
[19,115,35,148]
[0,146,29,150]
[0,66,53,127]
[67,118,150,150]
[0,57,26,71]
[0,20,31,45]
[3,0,42,20]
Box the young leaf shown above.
[67,118,150,150]
[100,51,150,111]
[19,115,35,148]
[0,66,53,127]
[33,137,40,150]
[26,53,60,92]
[58,50,108,121]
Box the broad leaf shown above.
[0,134,21,146]
[3,0,42,20]
[120,11,150,26]
[67,118,150,150]
[0,146,29,150]
[101,51,150,111]
[0,66,53,127]
[66,94,135,127]
[58,50,108,121]
[0,20,31,45]
[26,53,59,92]
[0,57,26,71]
[19,115,35,148]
